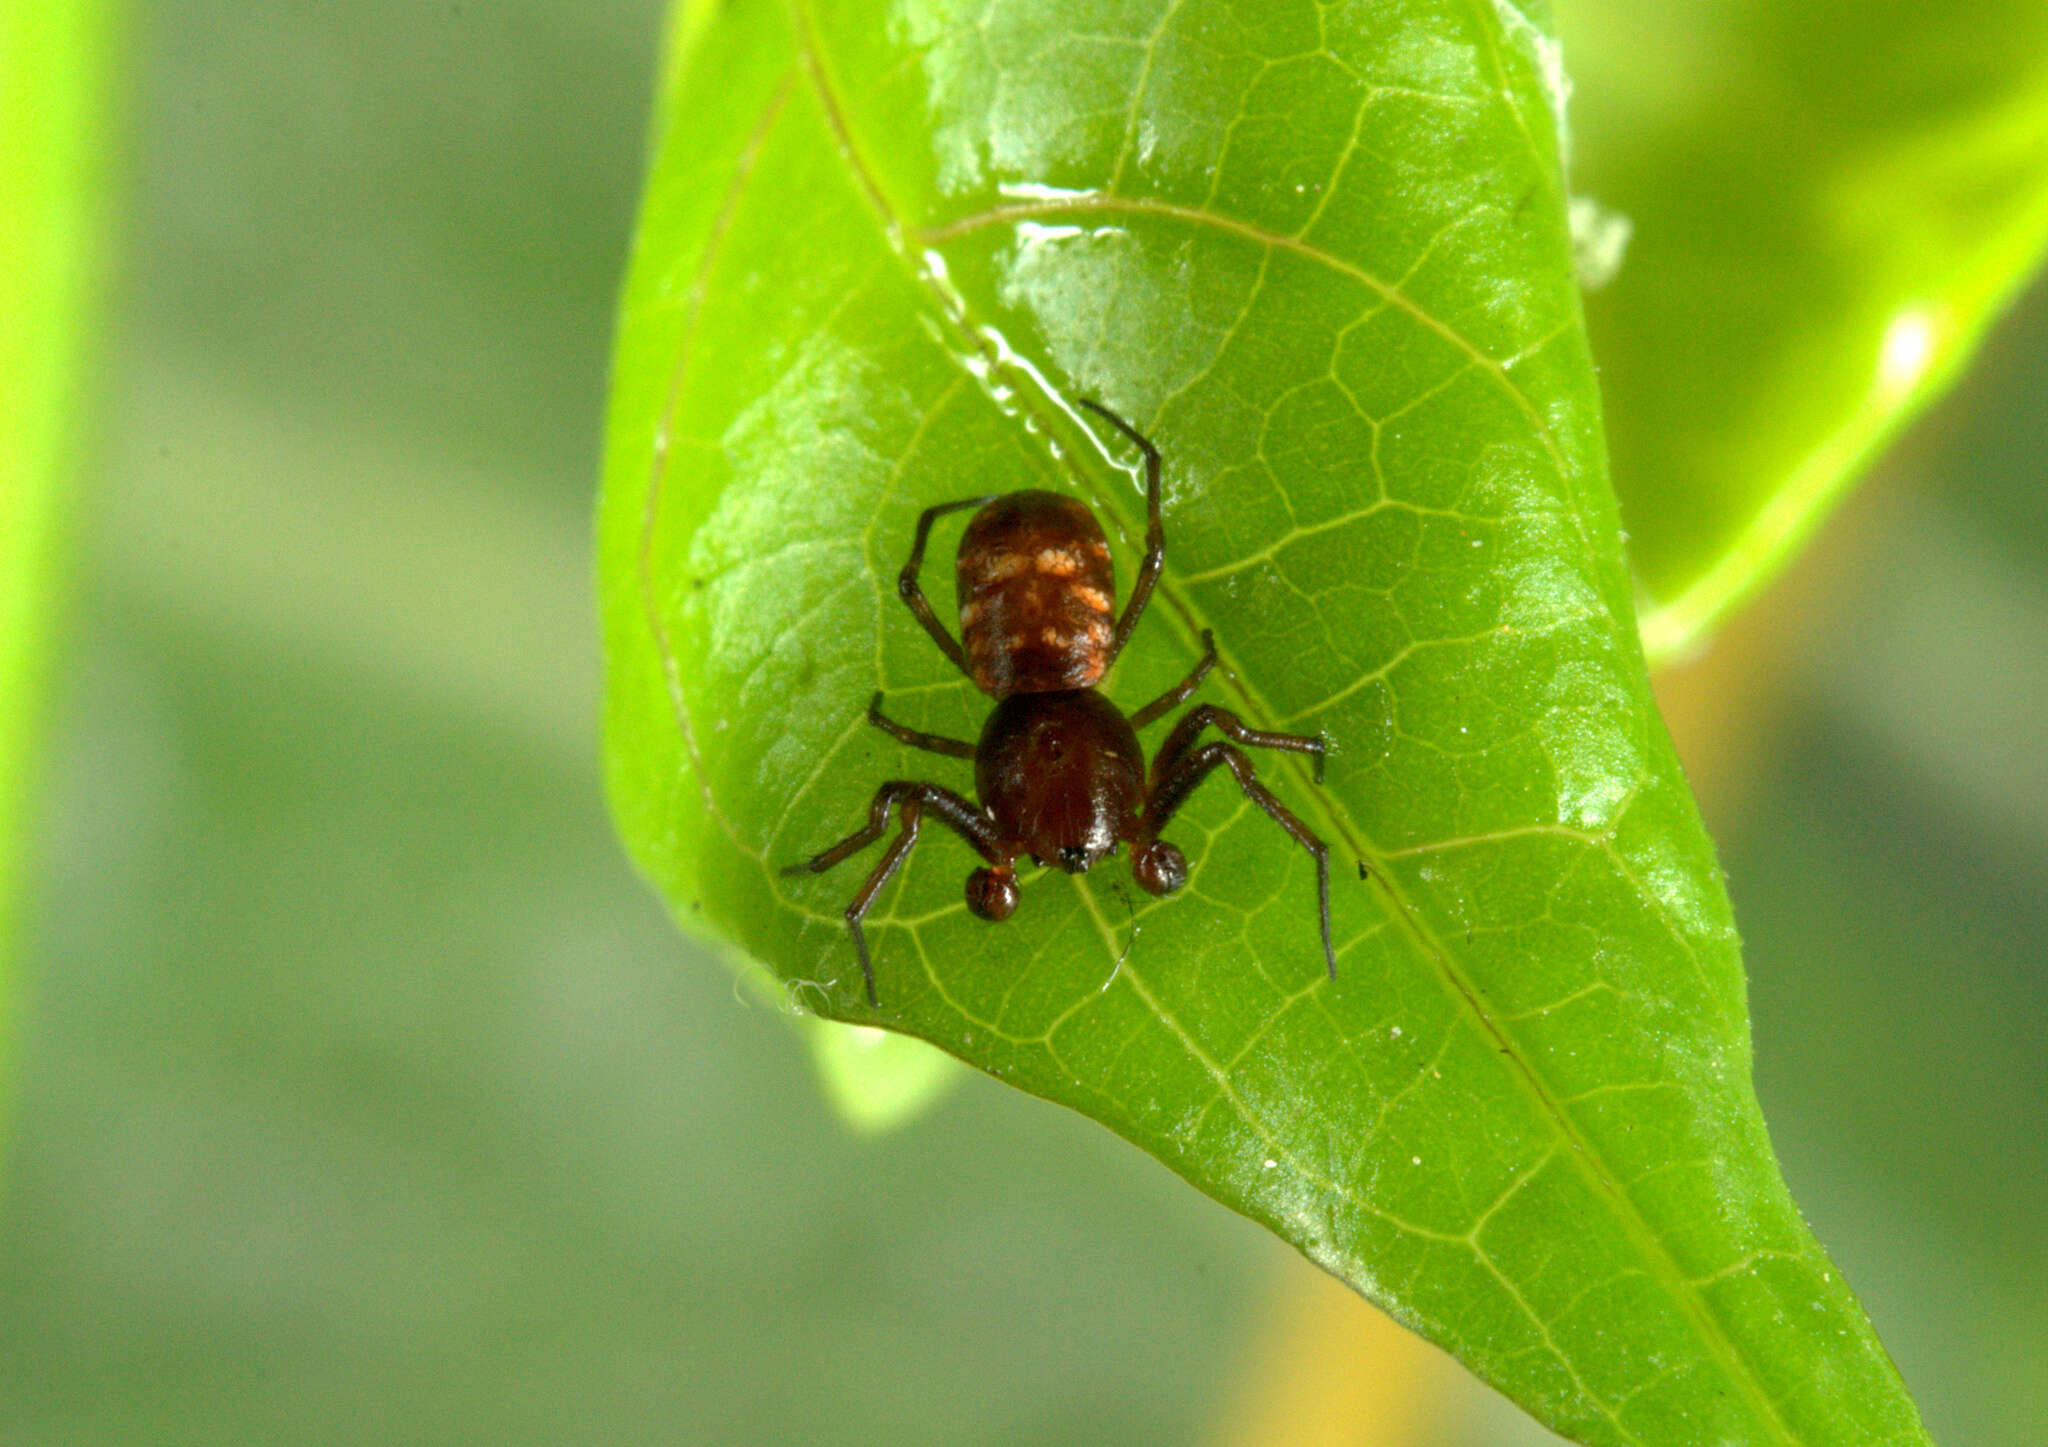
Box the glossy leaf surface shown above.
[598,3,1930,1443]
[1562,0,2048,658]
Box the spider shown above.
[783,401,1334,1005]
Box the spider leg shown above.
[1076,400,1164,664]
[1129,629,1217,729]
[1153,703,1327,784]
[898,496,998,678]
[866,692,975,759]
[781,781,1000,1004]
[1144,733,1335,979]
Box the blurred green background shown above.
[3,2,2043,1444]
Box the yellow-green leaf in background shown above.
[0,0,116,1088]
[1562,0,2048,660]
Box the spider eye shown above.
[1133,841,1187,896]
[965,867,1018,921]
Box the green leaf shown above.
[804,1017,965,1134]
[1560,0,2048,660]
[599,4,1930,1444]
[0,2,115,1056]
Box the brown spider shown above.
[783,401,1334,1005]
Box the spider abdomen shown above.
[956,490,1117,696]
